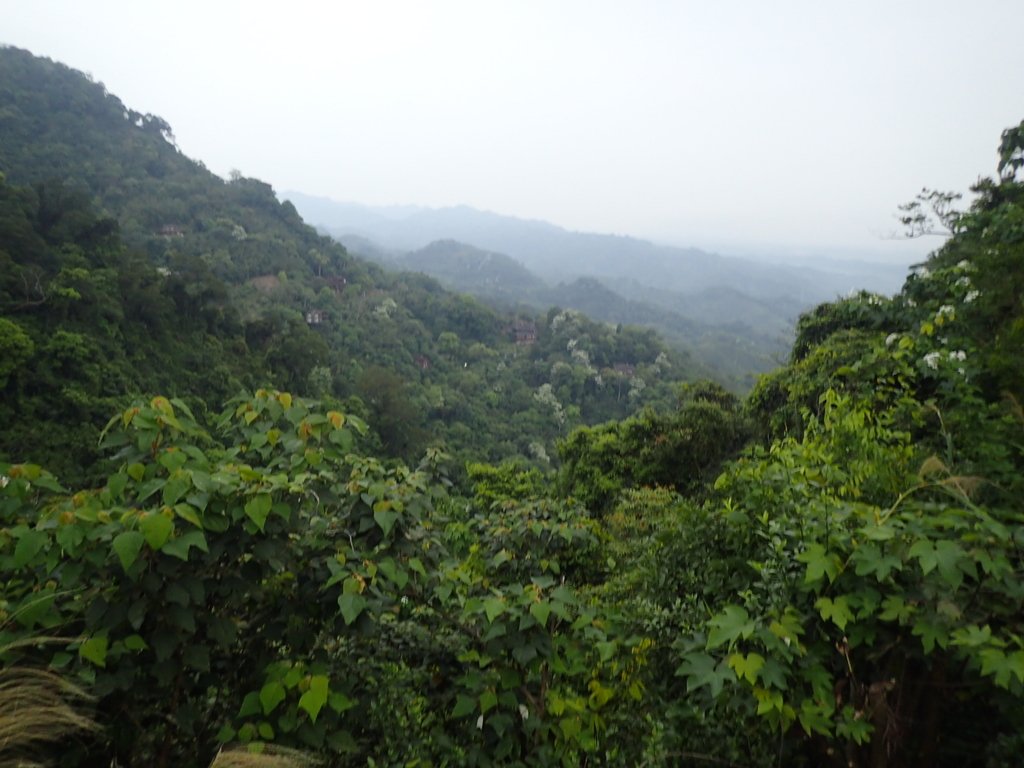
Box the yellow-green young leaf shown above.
[277,392,293,409]
[112,531,145,571]
[139,512,173,550]
[127,462,146,482]
[260,681,286,715]
[79,635,108,667]
[298,675,329,723]
[728,652,765,684]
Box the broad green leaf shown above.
[596,641,617,663]
[127,462,146,482]
[728,652,765,685]
[328,692,356,714]
[124,634,148,651]
[529,601,551,628]
[452,694,476,718]
[112,531,145,571]
[677,652,732,698]
[13,529,46,568]
[244,494,272,531]
[373,509,399,537]
[706,605,755,650]
[298,675,329,723]
[174,503,203,529]
[852,543,902,581]
[479,690,498,714]
[139,512,173,550]
[260,681,287,715]
[338,593,367,625]
[798,543,841,585]
[377,558,408,590]
[815,596,854,631]
[483,597,506,623]
[911,620,948,653]
[238,692,261,718]
[79,635,108,667]
[162,530,208,561]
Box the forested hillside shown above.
[1,43,1022,768]
[0,46,700,481]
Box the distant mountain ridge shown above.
[283,191,909,302]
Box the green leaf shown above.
[376,558,408,590]
[162,530,208,561]
[798,543,841,585]
[174,503,203,529]
[677,652,731,698]
[596,641,617,663]
[815,596,854,631]
[298,675,329,723]
[727,652,765,685]
[338,593,367,625]
[139,513,174,550]
[483,597,506,623]
[706,605,755,650]
[124,634,148,651]
[238,692,261,718]
[260,681,287,715]
[13,529,46,568]
[479,690,498,714]
[373,509,399,537]
[452,694,476,718]
[79,635,108,667]
[244,494,272,531]
[127,462,146,482]
[162,476,190,506]
[852,543,902,581]
[112,531,145,571]
[529,601,552,628]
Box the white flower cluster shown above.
[922,349,967,375]
[373,297,398,319]
[534,383,566,425]
[885,332,900,347]
[965,290,980,303]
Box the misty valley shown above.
[1,45,1023,768]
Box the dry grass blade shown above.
[0,667,98,766]
[210,746,321,768]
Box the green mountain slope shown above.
[0,45,703,477]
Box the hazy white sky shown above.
[4,1,1023,262]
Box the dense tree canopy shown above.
[1,44,1022,768]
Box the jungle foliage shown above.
[1,46,1023,768]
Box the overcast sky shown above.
[4,1,1023,263]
